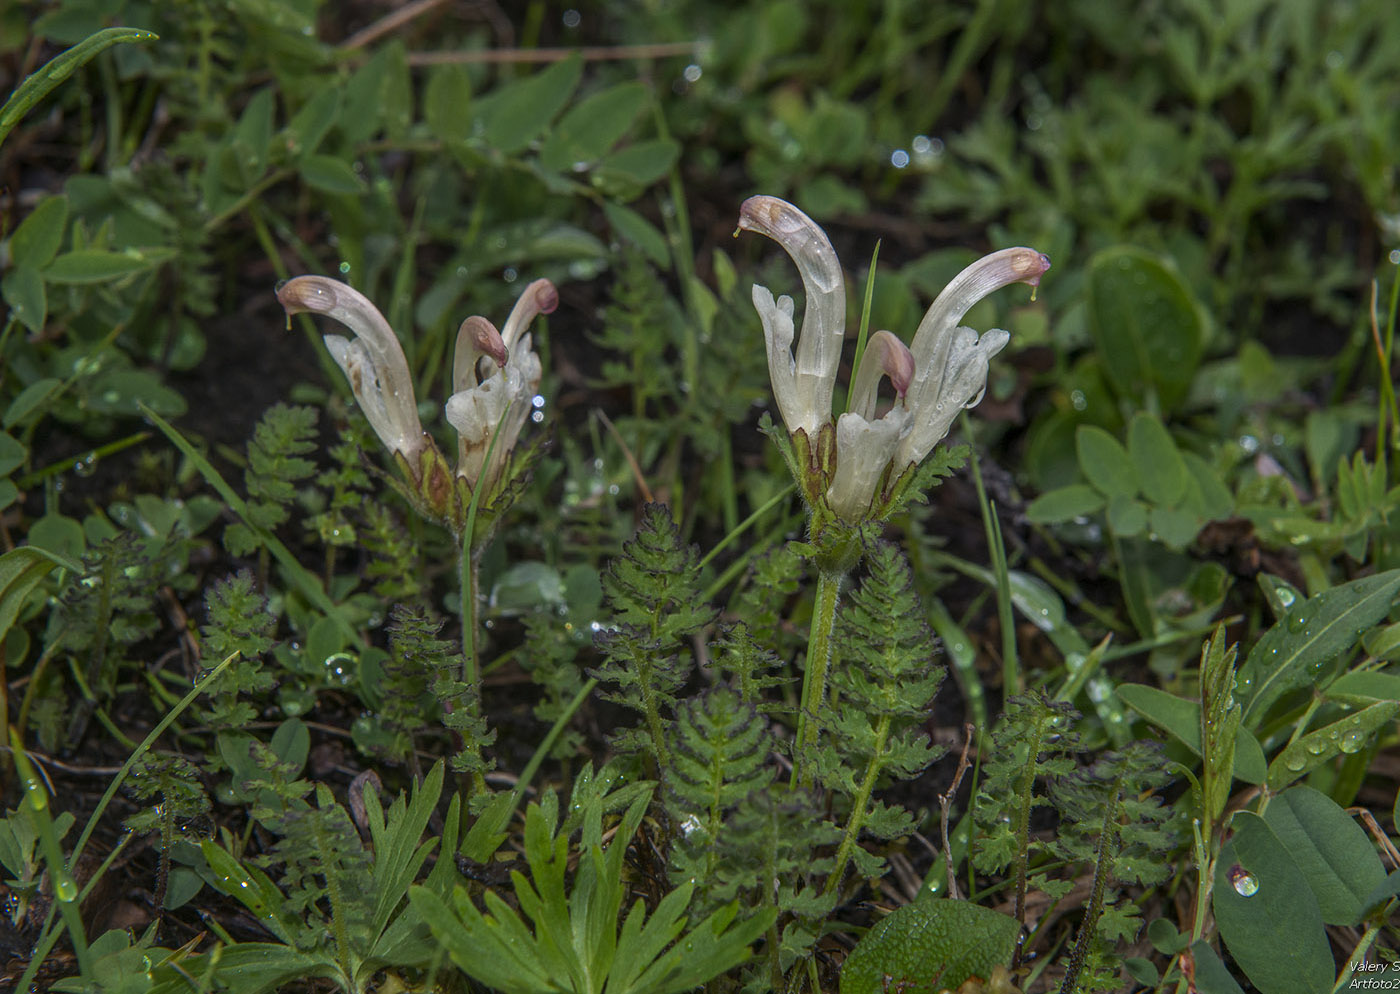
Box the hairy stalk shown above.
[823,713,891,897]
[311,809,354,987]
[792,569,841,789]
[1058,801,1120,994]
[1012,712,1048,937]
[637,653,672,770]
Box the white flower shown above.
[277,276,426,467]
[737,197,846,437]
[895,247,1050,468]
[738,195,1050,522]
[445,278,556,493]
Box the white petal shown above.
[325,335,413,457]
[896,327,1009,468]
[752,284,816,434]
[826,408,910,522]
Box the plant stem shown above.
[792,569,842,790]
[823,714,890,897]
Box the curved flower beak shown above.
[738,196,846,437]
[277,276,426,468]
[895,248,1051,468]
[444,278,556,493]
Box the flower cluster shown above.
[276,275,557,537]
[738,195,1050,523]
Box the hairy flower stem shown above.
[1012,713,1049,943]
[823,713,891,898]
[792,569,842,790]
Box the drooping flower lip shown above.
[1016,251,1052,287]
[276,276,339,316]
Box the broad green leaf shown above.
[4,378,61,428]
[1087,246,1205,410]
[424,63,473,143]
[45,249,159,284]
[1240,569,1400,722]
[9,195,68,266]
[838,899,1019,994]
[491,562,566,614]
[1117,683,1266,783]
[602,200,669,267]
[1326,670,1400,704]
[474,54,582,154]
[1266,701,1400,791]
[1213,813,1333,994]
[0,28,157,147]
[2,265,46,333]
[1128,412,1187,505]
[1025,483,1104,522]
[596,138,680,188]
[299,154,366,195]
[539,80,649,171]
[1262,786,1386,925]
[1076,424,1138,497]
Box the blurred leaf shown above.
[1025,483,1105,522]
[286,85,340,157]
[45,249,160,284]
[603,202,669,268]
[1213,813,1333,994]
[0,431,24,474]
[299,155,366,195]
[1087,247,1205,410]
[1262,786,1386,925]
[1107,494,1148,536]
[4,378,61,428]
[424,64,473,144]
[88,369,187,417]
[232,87,275,181]
[491,562,566,615]
[2,265,46,333]
[539,81,649,171]
[597,139,680,188]
[9,195,69,266]
[1240,569,1400,722]
[1076,424,1138,497]
[1128,412,1187,505]
[1265,701,1400,791]
[474,55,582,155]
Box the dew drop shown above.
[1339,729,1367,754]
[54,875,79,902]
[1284,754,1306,772]
[1228,865,1258,897]
[1304,739,1326,756]
[1274,587,1296,608]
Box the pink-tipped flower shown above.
[895,248,1051,468]
[738,196,846,437]
[277,276,427,468]
[444,279,555,493]
[738,195,1049,523]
